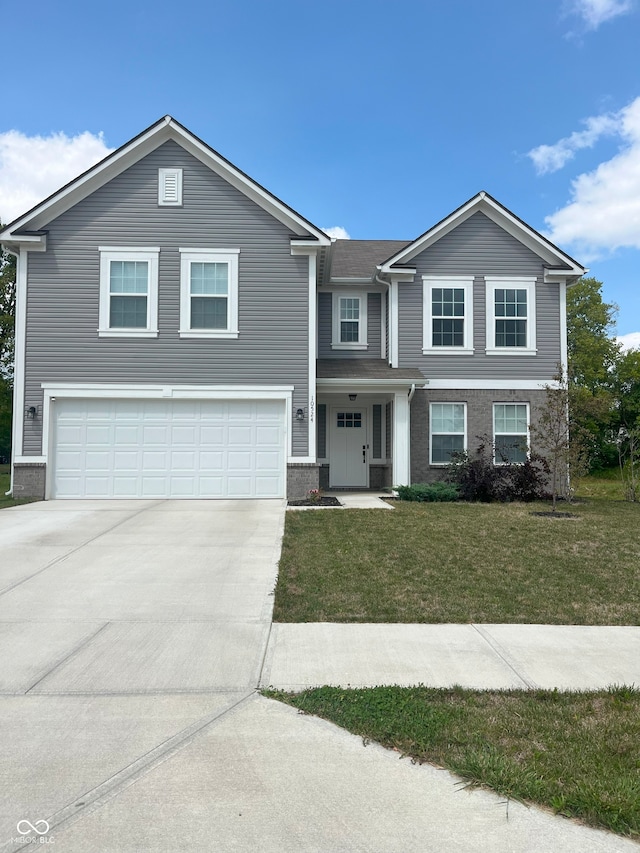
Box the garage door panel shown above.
[228,427,253,445]
[114,451,140,470]
[198,477,225,496]
[85,477,111,497]
[141,477,167,497]
[86,425,111,444]
[143,425,169,444]
[57,425,84,444]
[200,451,224,470]
[52,398,286,499]
[85,452,110,471]
[114,425,139,444]
[200,426,225,444]
[256,477,281,498]
[142,451,169,471]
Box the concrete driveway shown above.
[0,499,284,850]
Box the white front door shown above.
[329,408,368,488]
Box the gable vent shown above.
[159,168,183,206]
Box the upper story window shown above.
[422,276,473,354]
[332,292,368,350]
[98,247,159,338]
[158,168,183,206]
[485,277,536,355]
[179,249,240,338]
[494,402,529,464]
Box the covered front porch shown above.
[316,360,425,491]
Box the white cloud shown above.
[617,332,640,351]
[568,0,633,29]
[528,113,619,174]
[322,226,350,240]
[0,129,113,225]
[537,96,640,257]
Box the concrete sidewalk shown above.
[261,623,640,691]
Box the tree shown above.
[566,277,623,471]
[530,368,588,510]
[0,233,16,460]
[567,277,620,393]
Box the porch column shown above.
[392,391,410,486]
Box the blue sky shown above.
[2,0,639,342]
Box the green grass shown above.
[0,464,39,510]
[266,685,640,838]
[274,484,639,625]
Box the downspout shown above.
[408,383,416,403]
[373,271,390,363]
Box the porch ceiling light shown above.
[348,394,357,401]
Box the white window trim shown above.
[423,276,474,354]
[158,168,183,206]
[331,291,368,350]
[98,247,160,338]
[493,402,530,465]
[179,248,240,339]
[429,402,467,466]
[485,277,537,356]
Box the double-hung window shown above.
[423,276,473,353]
[493,403,529,464]
[332,292,368,349]
[179,249,239,338]
[485,277,536,355]
[430,403,466,464]
[98,247,159,337]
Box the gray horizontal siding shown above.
[398,212,562,380]
[23,140,310,455]
[317,291,382,359]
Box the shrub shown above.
[395,482,460,502]
[446,436,549,503]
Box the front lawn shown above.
[274,486,639,624]
[267,685,640,838]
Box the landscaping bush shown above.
[447,437,549,502]
[395,482,460,502]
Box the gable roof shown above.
[330,240,411,280]
[378,191,586,279]
[0,116,331,247]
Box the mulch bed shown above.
[287,496,342,507]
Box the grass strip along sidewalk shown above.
[266,685,640,838]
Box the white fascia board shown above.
[425,379,559,390]
[2,117,330,244]
[379,193,585,275]
[544,268,585,282]
[0,233,47,251]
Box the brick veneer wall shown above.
[12,463,46,499]
[410,387,548,484]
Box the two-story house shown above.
[1,117,585,501]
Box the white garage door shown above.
[52,398,286,499]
